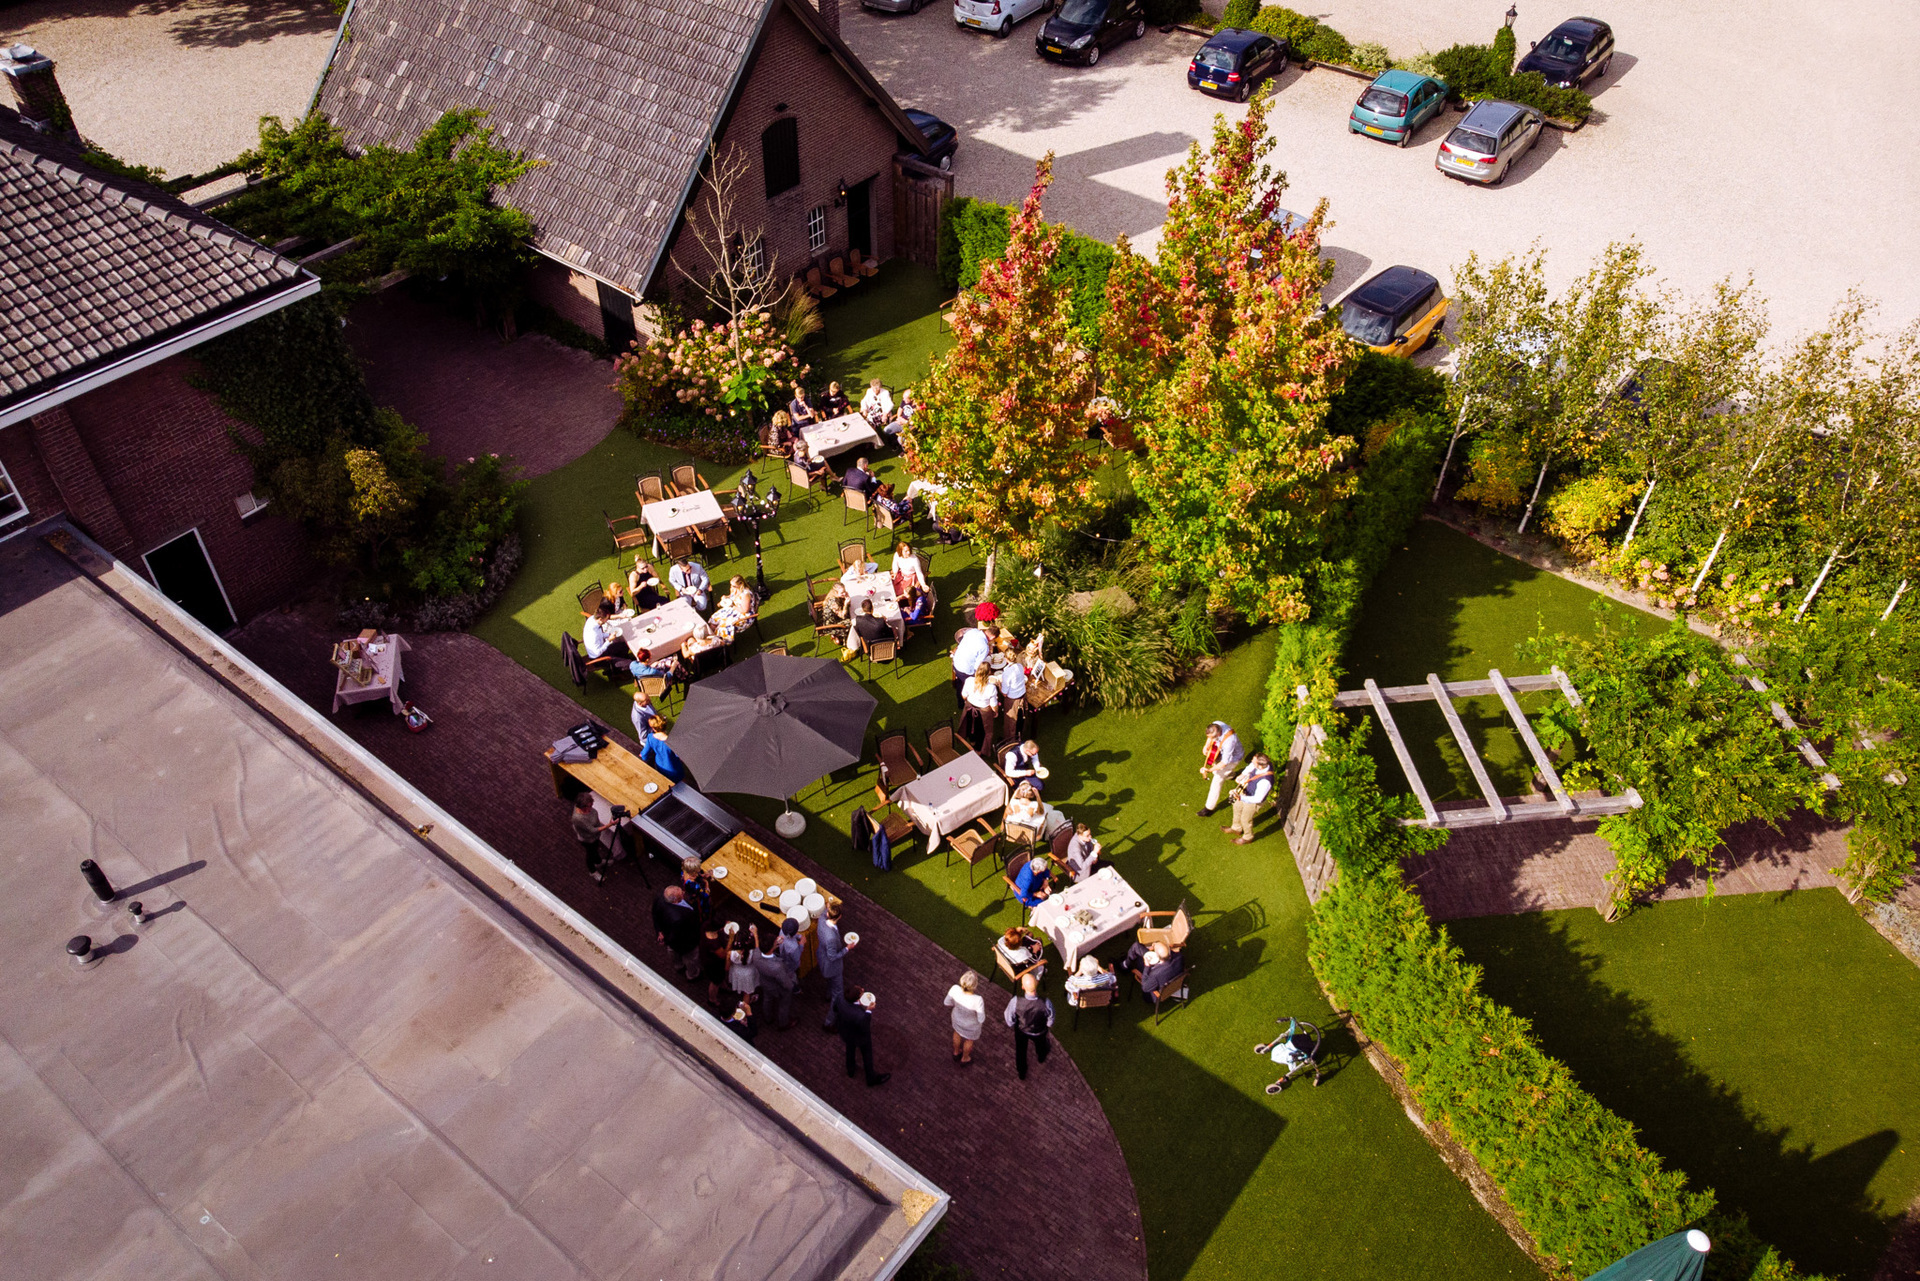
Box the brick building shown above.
[0,82,319,632]
[315,0,928,346]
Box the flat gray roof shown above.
[0,532,892,1279]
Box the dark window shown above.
[1448,128,1497,153]
[1341,303,1394,347]
[762,118,799,198]
[1057,0,1105,23]
[1196,47,1236,70]
[1361,88,1409,116]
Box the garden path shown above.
[229,601,1149,1281]
[346,290,623,479]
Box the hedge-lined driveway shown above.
[844,0,1920,341]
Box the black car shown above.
[1187,28,1289,101]
[1514,17,1615,89]
[902,108,959,171]
[1036,0,1146,65]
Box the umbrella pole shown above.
[775,796,806,839]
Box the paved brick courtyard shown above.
[231,600,1148,1281]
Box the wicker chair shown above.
[925,723,963,767]
[863,636,899,682]
[827,256,859,288]
[876,731,923,792]
[838,539,867,572]
[1147,963,1193,1026]
[637,472,668,504]
[843,485,871,529]
[605,511,649,559]
[788,459,821,507]
[669,463,708,497]
[1070,981,1117,1030]
[805,266,837,299]
[869,782,916,850]
[945,819,1001,888]
[697,521,732,559]
[661,531,696,562]
[1137,899,1192,953]
[576,582,609,618]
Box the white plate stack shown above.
[786,906,811,930]
[779,889,803,909]
[804,892,827,914]
[795,878,817,895]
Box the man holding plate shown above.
[1001,740,1048,794]
[816,901,858,1029]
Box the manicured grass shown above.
[1449,894,1920,1280]
[1343,519,1662,802]
[472,271,1532,1279]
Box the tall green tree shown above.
[1439,244,1551,505]
[1099,91,1355,624]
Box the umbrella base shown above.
[774,810,807,839]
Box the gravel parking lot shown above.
[844,0,1920,341]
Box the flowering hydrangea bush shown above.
[612,311,804,461]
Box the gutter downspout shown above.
[305,0,358,119]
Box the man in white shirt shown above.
[669,557,711,613]
[950,620,991,709]
[860,378,894,425]
[581,600,633,663]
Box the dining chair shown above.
[838,539,867,572]
[863,637,899,682]
[946,820,1001,889]
[697,521,732,559]
[669,463,708,497]
[843,486,871,529]
[1149,964,1194,1026]
[637,472,667,504]
[662,531,696,562]
[605,511,649,560]
[1071,983,1117,1030]
[576,582,608,618]
[787,460,820,508]
[925,724,963,767]
[875,732,922,792]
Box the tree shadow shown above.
[1450,911,1901,1279]
[162,0,337,48]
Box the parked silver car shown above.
[955,0,1049,37]
[1435,100,1544,186]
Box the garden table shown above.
[703,832,841,976]
[1030,866,1148,969]
[802,413,881,462]
[544,740,674,817]
[613,597,703,661]
[894,751,1008,850]
[840,572,905,643]
[331,633,409,714]
[643,491,725,550]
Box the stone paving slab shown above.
[230,600,1148,1281]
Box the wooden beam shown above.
[1330,673,1564,708]
[1730,654,1840,788]
[1550,665,1584,709]
[1398,789,1642,829]
[1488,668,1577,816]
[1365,678,1441,826]
[1427,673,1507,821]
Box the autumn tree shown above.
[1099,90,1355,624]
[903,156,1101,568]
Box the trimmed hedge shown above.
[1248,5,1352,65]
[1431,27,1592,122]
[937,195,1114,344]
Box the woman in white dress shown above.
[891,541,930,596]
[958,662,1000,754]
[944,970,986,1066]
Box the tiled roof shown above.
[318,0,922,297]
[0,109,309,415]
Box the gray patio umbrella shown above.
[1582,1230,1710,1281]
[669,653,876,834]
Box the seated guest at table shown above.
[788,382,816,425]
[1064,955,1119,1005]
[769,409,798,449]
[860,377,894,426]
[680,621,724,667]
[626,643,684,685]
[1063,823,1103,881]
[843,456,875,496]
[1010,850,1054,909]
[844,599,893,661]
[1134,941,1186,1005]
[820,582,853,632]
[669,556,711,613]
[996,925,1046,982]
[582,600,636,666]
[712,576,758,634]
[958,662,1001,753]
[1004,782,1046,846]
[883,386,919,444]
[873,481,914,524]
[822,380,850,417]
[891,541,930,595]
[571,792,618,882]
[638,714,688,782]
[789,437,834,489]
[901,581,934,627]
[1002,740,1046,793]
[623,556,667,611]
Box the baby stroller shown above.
[1255,1017,1323,1094]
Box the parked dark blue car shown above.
[1187,28,1289,102]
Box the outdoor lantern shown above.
[835,179,849,207]
[1504,5,1517,27]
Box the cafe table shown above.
[332,633,409,714]
[643,491,726,550]
[840,573,905,643]
[1029,865,1149,970]
[704,832,841,976]
[801,413,882,463]
[893,752,1009,851]
[613,597,704,662]
[545,739,675,817]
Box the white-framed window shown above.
[743,235,765,276]
[0,457,27,529]
[806,205,827,254]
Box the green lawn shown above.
[472,267,1532,1280]
[1449,895,1920,1280]
[1343,519,1662,803]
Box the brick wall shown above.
[55,357,310,622]
[526,257,609,337]
[659,2,898,312]
[0,422,62,535]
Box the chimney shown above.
[2,44,77,141]
[812,0,840,39]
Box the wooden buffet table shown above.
[545,740,674,816]
[704,831,841,976]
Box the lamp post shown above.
[728,473,779,602]
[1504,5,1517,27]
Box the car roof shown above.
[1371,68,1428,91]
[1350,265,1439,314]
[1550,17,1606,36]
[1461,99,1528,131]
[1203,27,1264,50]
[903,108,944,129]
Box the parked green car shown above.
[1348,68,1448,148]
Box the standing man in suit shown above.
[816,902,856,1029]
[833,987,890,1087]
[1002,973,1056,1081]
[749,924,796,1031]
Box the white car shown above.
[955,0,1049,38]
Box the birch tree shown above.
[1439,245,1552,503]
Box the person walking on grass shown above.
[944,970,986,1066]
[834,987,890,1087]
[1224,753,1277,845]
[1004,972,1055,1081]
[1199,720,1244,816]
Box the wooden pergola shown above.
[1305,668,1643,829]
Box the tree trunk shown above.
[1516,452,1553,534]
[1794,545,1843,620]
[1688,527,1730,596]
[982,545,998,600]
[1882,579,1909,621]
[1432,397,1472,504]
[1621,474,1657,551]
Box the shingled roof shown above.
[0,108,316,425]
[317,0,925,298]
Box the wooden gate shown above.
[893,156,952,269]
[1281,721,1337,903]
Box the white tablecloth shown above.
[613,598,704,662]
[643,492,725,547]
[802,413,882,462]
[1029,866,1148,969]
[895,751,1008,850]
[332,634,409,713]
[841,573,904,643]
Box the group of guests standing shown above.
[950,602,1038,754]
[1199,719,1278,845]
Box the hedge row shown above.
[936,195,1113,345]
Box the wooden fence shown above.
[1280,721,1337,903]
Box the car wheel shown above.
[1132,17,1145,38]
[1398,123,1414,148]
[1596,55,1612,79]
[940,154,953,171]
[1086,43,1099,64]
[1235,82,1248,102]
[994,15,1010,36]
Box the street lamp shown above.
[1504,5,1517,27]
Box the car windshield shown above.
[1341,303,1394,346]
[1056,0,1104,23]
[1448,128,1497,154]
[1537,31,1586,59]
[1360,88,1409,116]
[1196,48,1236,70]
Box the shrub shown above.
[1397,50,1441,79]
[618,406,758,464]
[1432,42,1503,97]
[611,310,803,450]
[1143,0,1199,26]
[1349,41,1390,72]
[1248,6,1350,63]
[1542,472,1636,557]
[1221,0,1258,29]
[937,195,1113,345]
[1430,29,1593,121]
[1491,23,1517,74]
